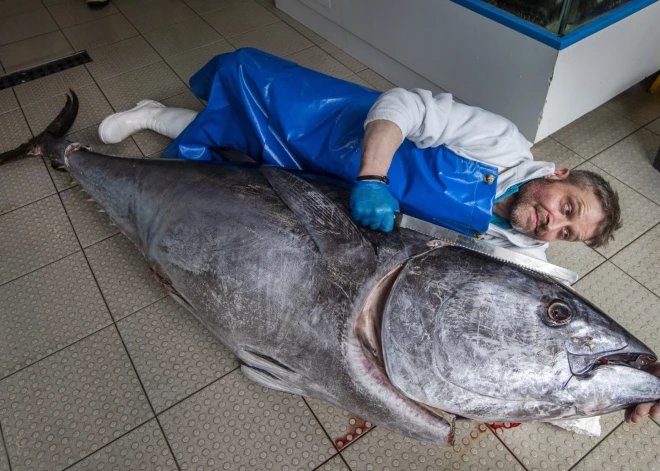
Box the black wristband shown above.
[356,175,390,185]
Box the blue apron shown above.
[164,48,499,237]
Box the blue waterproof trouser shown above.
[163,48,499,236]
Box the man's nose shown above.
[545,212,565,232]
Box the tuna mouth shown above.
[570,350,657,376]
[594,353,656,369]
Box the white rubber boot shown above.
[98,100,198,144]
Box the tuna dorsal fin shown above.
[260,167,375,263]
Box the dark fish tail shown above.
[0,90,79,167]
[44,91,79,137]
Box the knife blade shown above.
[395,213,579,285]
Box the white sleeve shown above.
[365,88,534,169]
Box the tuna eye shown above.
[547,301,572,325]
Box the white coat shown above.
[365,88,552,261]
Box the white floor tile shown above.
[67,420,177,471]
[85,234,166,320]
[493,413,622,471]
[611,223,660,299]
[0,157,55,216]
[342,422,524,470]
[117,296,239,413]
[0,326,153,471]
[552,106,639,159]
[575,261,660,354]
[605,84,660,126]
[573,421,660,470]
[159,370,335,470]
[575,161,660,258]
[531,136,584,169]
[0,252,111,378]
[0,195,79,285]
[545,240,605,278]
[591,129,660,206]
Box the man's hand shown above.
[625,363,660,424]
[350,181,399,232]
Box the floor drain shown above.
[0,51,93,90]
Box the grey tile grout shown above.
[606,223,660,296]
[18,80,100,109]
[567,420,624,470]
[0,10,60,50]
[302,397,345,456]
[0,249,82,290]
[584,145,660,209]
[159,37,231,64]
[59,12,140,50]
[0,291,169,383]
[647,122,660,138]
[59,417,155,471]
[154,366,241,417]
[572,256,607,283]
[153,416,183,471]
[597,220,660,263]
[580,125,641,162]
[608,263,660,308]
[0,189,58,217]
[109,321,184,471]
[487,425,530,471]
[0,420,12,471]
[0,2,45,22]
[0,320,110,382]
[301,395,358,471]
[108,2,203,115]
[602,98,660,129]
[312,452,350,471]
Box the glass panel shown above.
[479,0,567,34]
[479,0,637,35]
[560,0,635,34]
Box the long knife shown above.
[395,213,579,285]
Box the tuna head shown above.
[380,245,660,422]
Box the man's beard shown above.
[507,180,547,238]
[508,193,531,234]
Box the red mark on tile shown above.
[487,422,521,431]
[334,416,374,450]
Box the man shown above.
[98,48,658,426]
[99,48,619,263]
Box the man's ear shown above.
[544,168,570,181]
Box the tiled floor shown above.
[1,1,660,470]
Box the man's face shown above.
[509,177,604,243]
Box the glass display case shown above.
[480,0,637,35]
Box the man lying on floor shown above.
[98,48,621,264]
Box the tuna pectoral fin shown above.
[238,349,307,396]
[260,167,376,264]
[241,366,306,396]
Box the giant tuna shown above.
[3,92,660,445]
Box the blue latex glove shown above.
[350,181,400,232]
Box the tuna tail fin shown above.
[0,90,79,167]
[44,90,79,137]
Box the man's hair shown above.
[564,170,622,248]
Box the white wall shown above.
[278,0,558,140]
[537,1,660,141]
